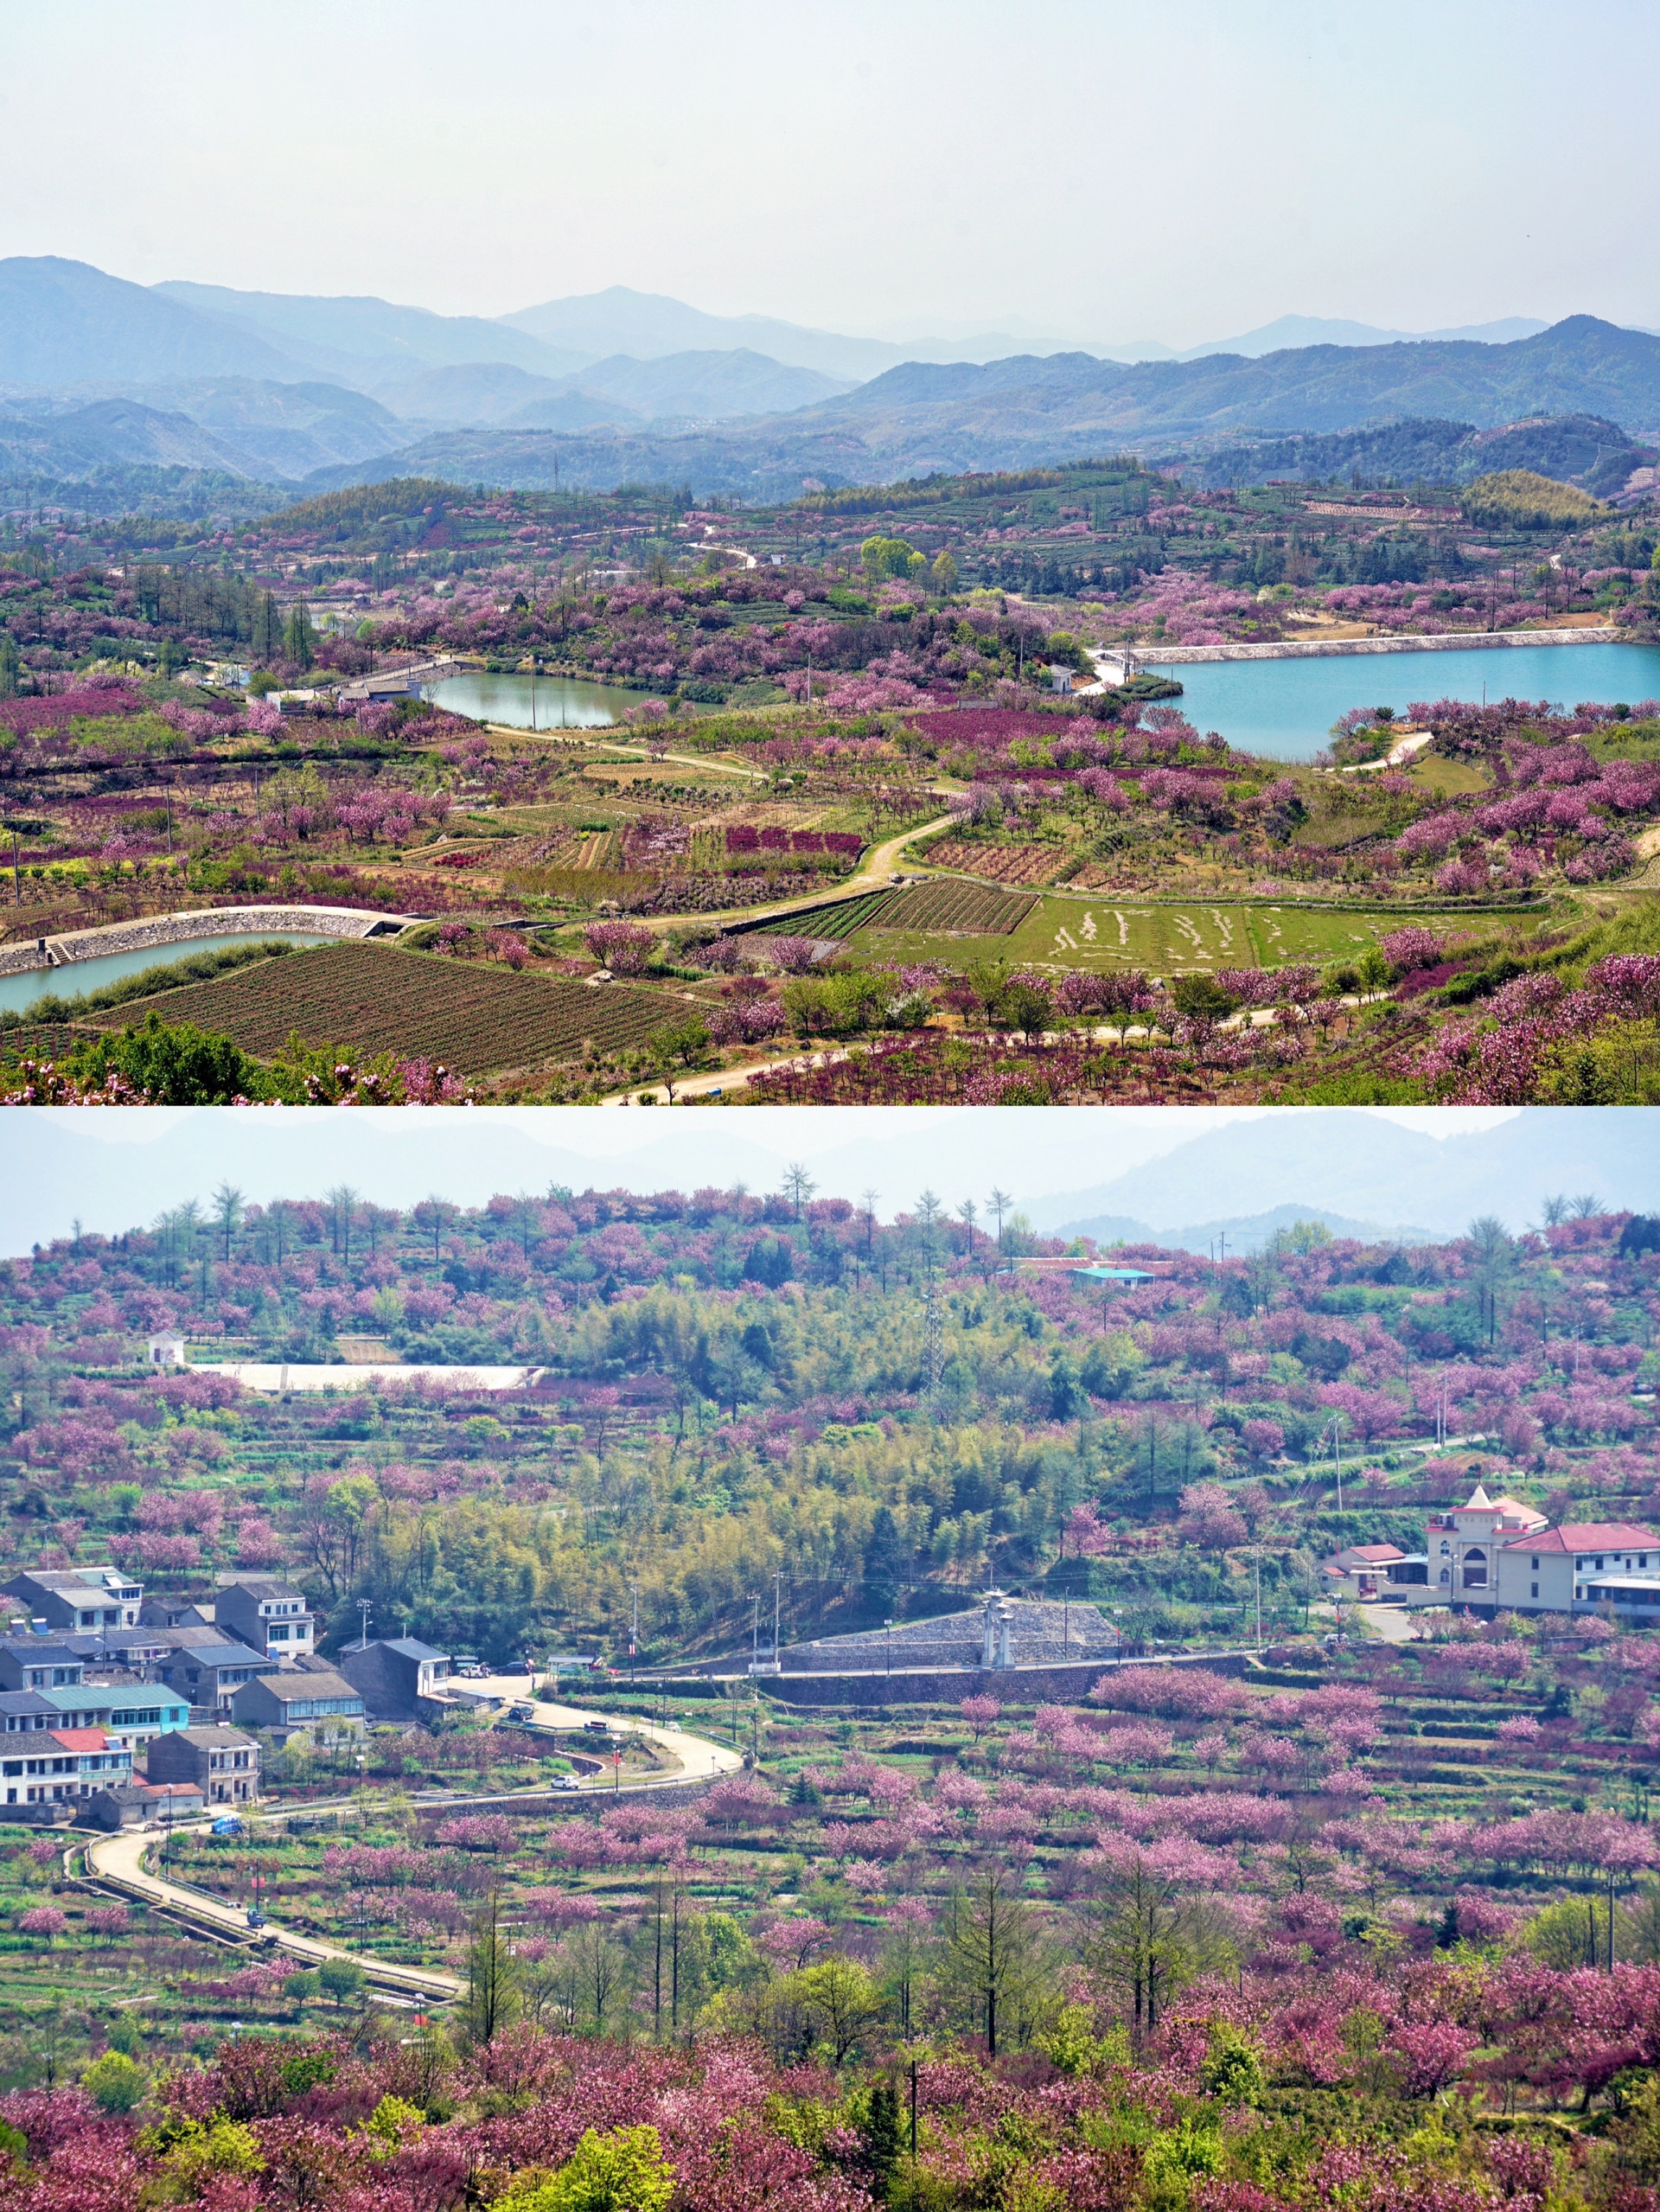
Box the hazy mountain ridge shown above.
[292,316,1660,500]
[4,261,1657,502]
[1027,1109,1660,1240]
[1186,412,1657,495]
[2,1109,1652,1258]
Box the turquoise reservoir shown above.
[1141,640,1660,760]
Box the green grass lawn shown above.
[834,895,1484,974]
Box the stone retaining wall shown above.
[1138,625,1619,667]
[0,904,420,980]
[655,1651,1254,1707]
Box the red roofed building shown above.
[1497,1522,1660,1616]
[1321,1543,1423,1601]
[0,1725,131,1809]
[1427,1486,1660,1616]
[1427,1485,1547,1601]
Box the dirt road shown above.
[81,1688,740,1998]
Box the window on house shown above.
[1531,1582,1540,1599]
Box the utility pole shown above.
[356,1597,373,1651]
[629,1582,638,1686]
[1254,1544,1262,1653]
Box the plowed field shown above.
[95,943,680,1074]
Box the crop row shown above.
[924,836,1069,885]
[874,882,1038,935]
[100,944,680,1073]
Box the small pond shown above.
[422,670,644,729]
[0,932,336,1019]
[1140,639,1660,760]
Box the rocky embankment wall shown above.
[1138,624,1618,666]
[0,904,416,979]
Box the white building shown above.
[1500,1523,1660,1615]
[147,1332,187,1368]
[1426,1485,1547,1601]
[1427,1485,1660,1617]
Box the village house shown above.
[147,1724,259,1806]
[336,1637,452,1721]
[1320,1542,1428,1601]
[1,1566,144,1633]
[1427,1485,1660,1618]
[152,1635,280,1714]
[229,1667,364,1737]
[1426,1485,1548,1601]
[214,1578,316,1663]
[0,1724,131,1809]
[41,1682,191,1752]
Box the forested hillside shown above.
[1,1187,1660,2207]
[3,1182,1655,1661]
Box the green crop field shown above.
[871,880,1038,935]
[833,895,1482,973]
[95,942,681,1073]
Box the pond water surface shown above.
[423,670,642,729]
[1140,639,1660,760]
[0,933,335,1019]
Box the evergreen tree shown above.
[862,2079,902,2202]
[284,599,316,669]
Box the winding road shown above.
[80,1680,742,2001]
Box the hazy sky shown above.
[4,0,1655,347]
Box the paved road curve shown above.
[82,1684,741,2000]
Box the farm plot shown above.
[1000,898,1463,974]
[95,943,680,1074]
[921,836,1070,885]
[869,881,1038,935]
[731,889,897,940]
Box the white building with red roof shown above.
[1427,1485,1660,1616]
[1426,1485,1547,1602]
[1498,1522,1660,1615]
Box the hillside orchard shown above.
[0,1187,1657,2193]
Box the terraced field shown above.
[870,880,1038,935]
[93,943,680,1073]
[921,835,1070,885]
[731,880,1037,943]
[829,895,1480,974]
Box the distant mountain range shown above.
[1047,1205,1449,1254]
[1101,314,1551,365]
[1028,1109,1660,1241]
[2,258,1658,501]
[279,318,1660,502]
[1189,412,1657,498]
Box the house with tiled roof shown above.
[1426,1485,1548,1601]
[1321,1541,1426,1601]
[1427,1485,1660,1617]
[0,1724,131,1811]
[1497,1522,1660,1616]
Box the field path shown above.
[487,726,770,781]
[603,1045,852,1106]
[630,811,961,937]
[80,1687,739,2000]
